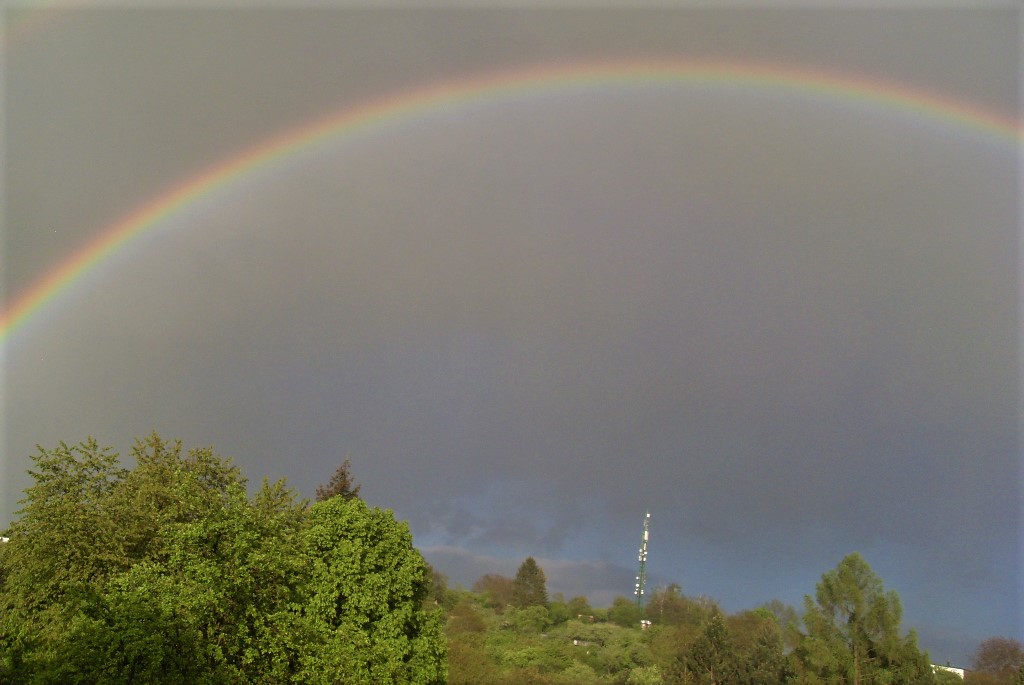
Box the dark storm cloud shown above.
[4,5,1019,666]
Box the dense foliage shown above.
[1,434,1009,684]
[0,435,445,684]
[439,554,945,685]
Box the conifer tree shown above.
[315,457,361,502]
[511,556,548,608]
[686,609,739,685]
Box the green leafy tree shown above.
[507,605,552,634]
[627,664,665,685]
[568,620,651,678]
[608,595,643,628]
[512,557,549,609]
[792,552,935,685]
[760,598,803,651]
[447,601,487,635]
[298,495,446,684]
[474,573,517,611]
[727,609,791,685]
[547,593,572,625]
[0,434,445,685]
[423,563,453,609]
[645,584,709,628]
[567,595,594,620]
[446,635,498,685]
[0,438,129,681]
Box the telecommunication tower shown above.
[634,510,650,609]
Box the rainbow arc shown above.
[3,60,1020,349]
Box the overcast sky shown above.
[3,3,1020,667]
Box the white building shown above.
[932,664,965,679]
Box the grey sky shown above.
[3,4,1020,666]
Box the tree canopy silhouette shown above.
[315,456,361,502]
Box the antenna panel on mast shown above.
[634,510,650,609]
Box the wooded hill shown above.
[433,553,944,685]
[2,435,1020,684]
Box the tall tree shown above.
[793,552,935,685]
[512,557,548,608]
[315,457,361,502]
[684,610,739,685]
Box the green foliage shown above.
[0,434,445,685]
[474,573,517,611]
[682,609,739,685]
[627,664,665,685]
[297,496,446,684]
[759,599,803,651]
[423,563,454,610]
[3,436,957,685]
[506,605,552,634]
[645,584,710,628]
[547,595,572,626]
[435,552,944,685]
[729,610,791,685]
[513,556,549,608]
[446,634,497,685]
[792,552,935,685]
[608,595,643,628]
[448,601,488,635]
[567,595,594,620]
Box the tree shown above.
[968,638,1024,685]
[793,552,935,685]
[473,573,517,611]
[759,599,803,650]
[512,557,548,609]
[627,665,665,685]
[608,595,643,628]
[644,584,709,628]
[446,601,487,635]
[0,434,446,684]
[547,593,572,625]
[567,595,594,620]
[299,495,445,684]
[684,610,739,685]
[0,438,131,682]
[316,457,361,502]
[423,563,452,609]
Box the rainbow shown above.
[3,59,1020,349]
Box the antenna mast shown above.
[634,510,650,609]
